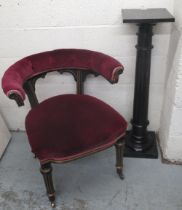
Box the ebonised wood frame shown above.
[8,67,123,107]
[23,68,100,108]
[8,68,125,207]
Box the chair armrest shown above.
[111,67,124,84]
[8,92,24,107]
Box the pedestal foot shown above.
[124,131,158,158]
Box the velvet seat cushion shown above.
[25,94,127,163]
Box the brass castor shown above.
[116,167,124,180]
[119,173,124,180]
[51,202,56,208]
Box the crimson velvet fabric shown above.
[25,94,127,163]
[2,49,124,101]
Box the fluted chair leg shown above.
[40,163,56,208]
[115,136,125,180]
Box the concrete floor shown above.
[0,132,182,210]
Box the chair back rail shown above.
[23,68,99,108]
[2,49,124,107]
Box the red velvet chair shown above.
[1,49,127,207]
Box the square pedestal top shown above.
[122,8,175,24]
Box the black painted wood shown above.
[122,8,175,24]
[125,131,158,158]
[122,8,175,159]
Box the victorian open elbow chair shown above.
[1,49,127,207]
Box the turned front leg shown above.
[40,163,56,208]
[115,137,125,180]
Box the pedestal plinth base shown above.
[124,131,158,159]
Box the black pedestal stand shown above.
[122,9,175,158]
